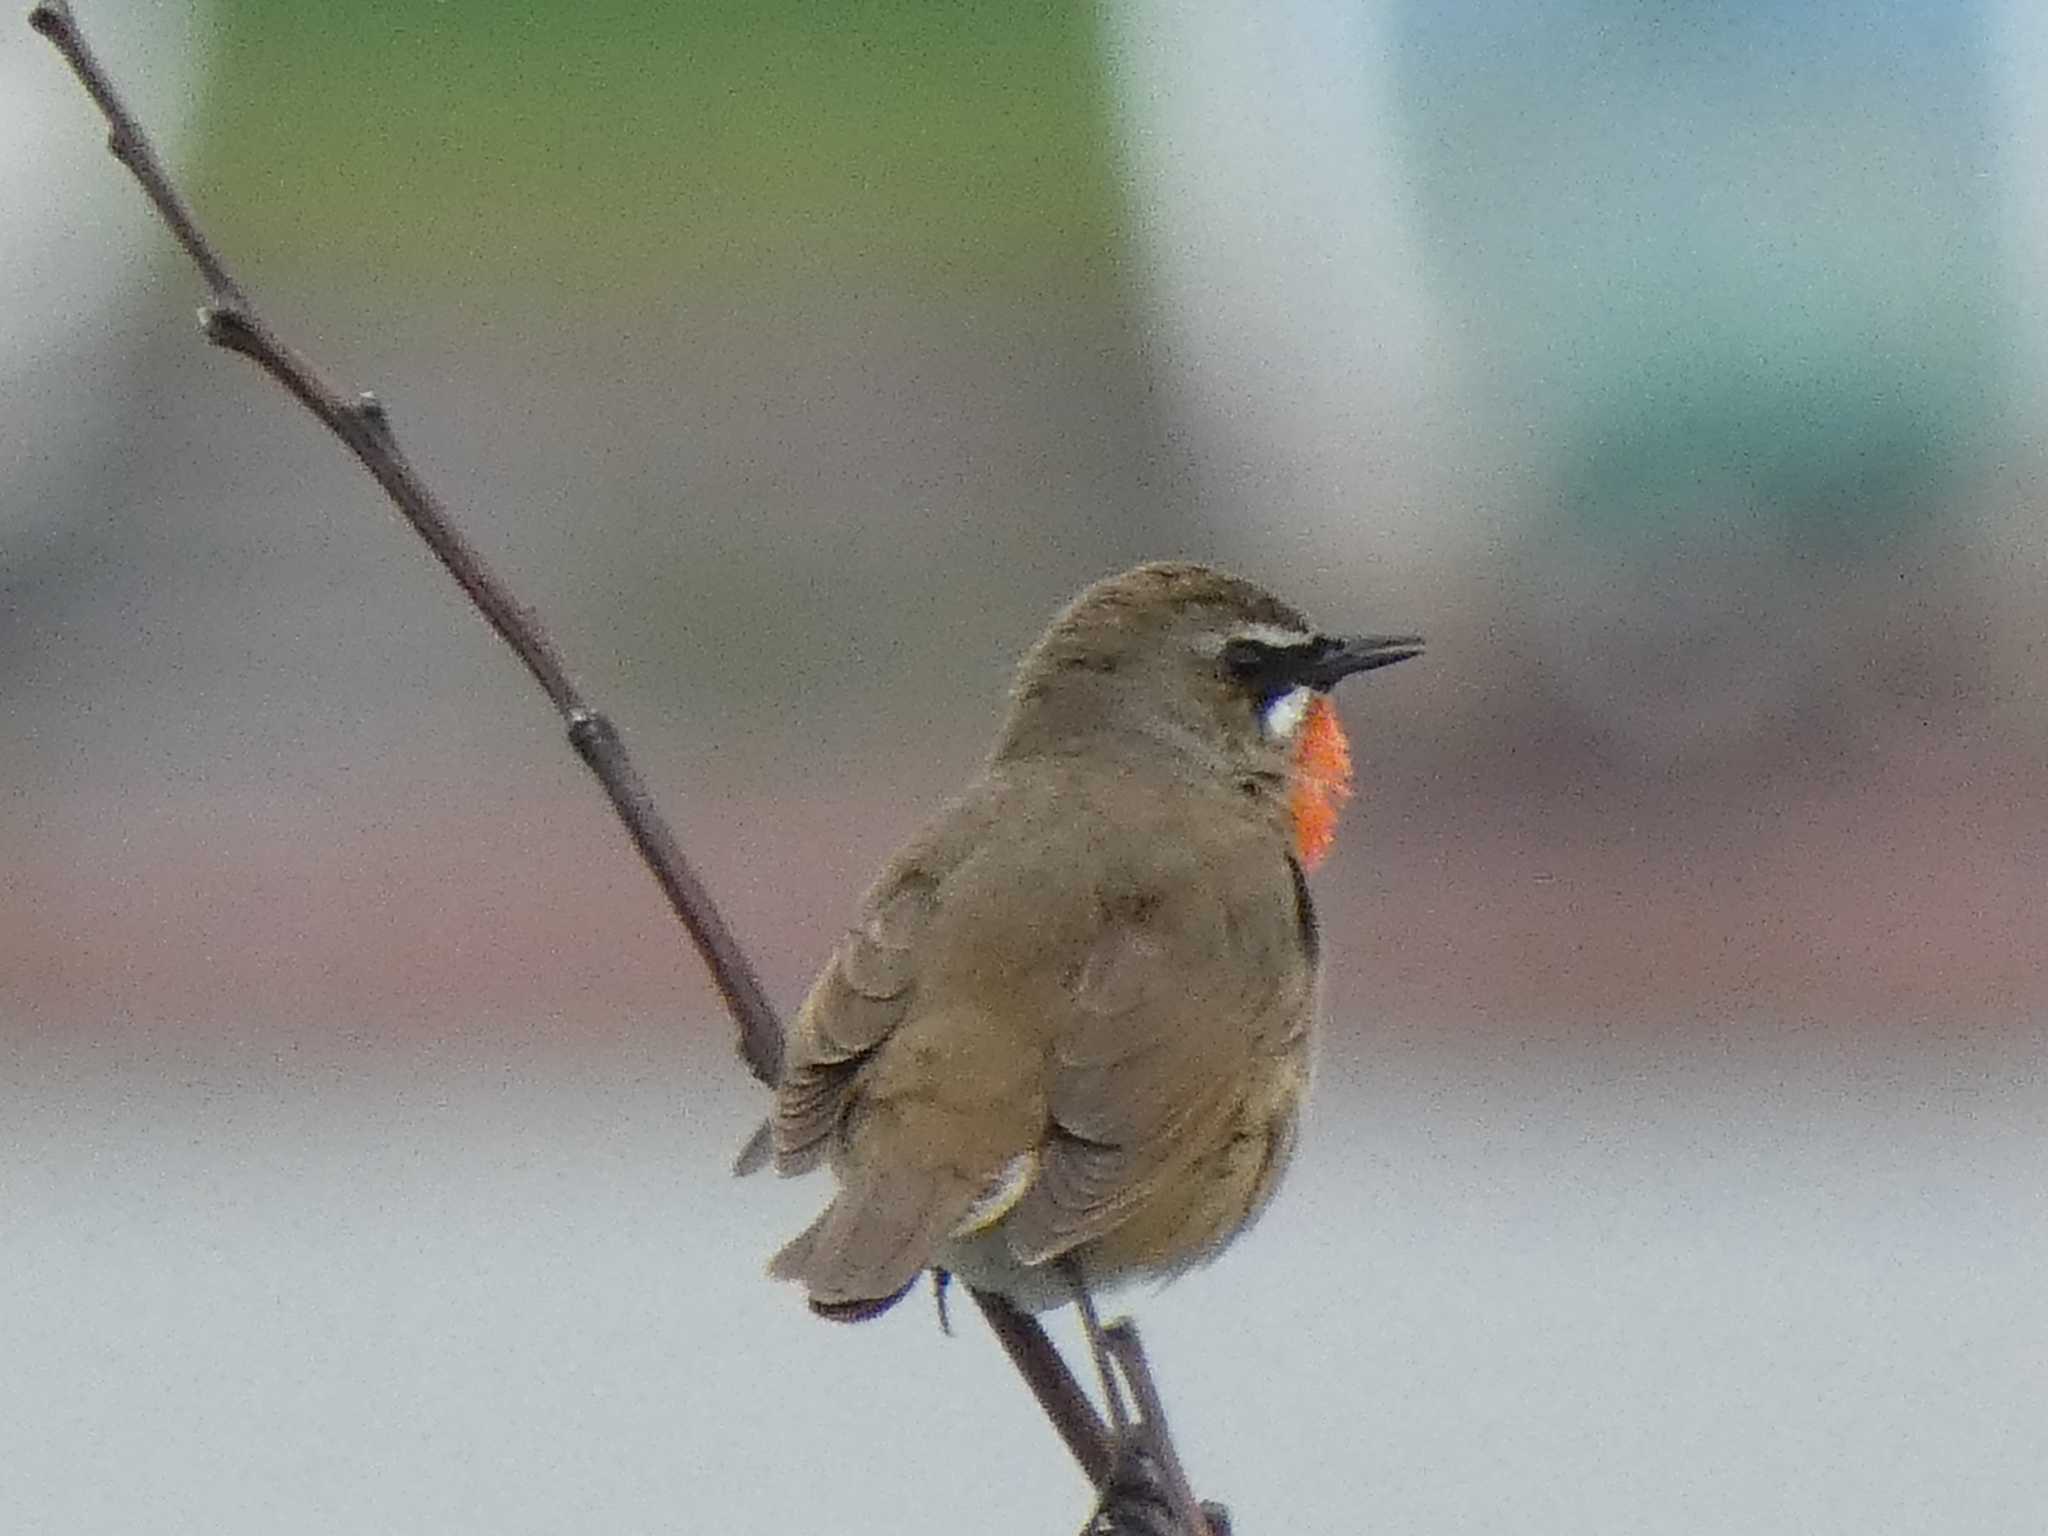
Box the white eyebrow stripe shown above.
[1234,623,1316,649]
[1196,622,1316,658]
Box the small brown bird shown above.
[746,562,1419,1319]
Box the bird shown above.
[742,561,1419,1321]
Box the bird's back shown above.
[768,752,1320,1315]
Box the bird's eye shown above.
[1221,638,1294,715]
[1220,638,1269,681]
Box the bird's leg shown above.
[931,1267,954,1336]
[1061,1257,1133,1434]
[1100,1319,1218,1536]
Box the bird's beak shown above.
[1303,634,1424,689]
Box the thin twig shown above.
[972,1288,1115,1488]
[27,5,1211,1526]
[27,0,783,1090]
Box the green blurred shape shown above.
[1554,346,1983,563]
[194,0,1125,297]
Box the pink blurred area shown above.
[8,691,2046,1059]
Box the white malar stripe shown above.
[1262,685,1314,742]
[952,1151,1039,1235]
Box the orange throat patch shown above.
[1289,695,1354,870]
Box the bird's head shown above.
[996,562,1421,867]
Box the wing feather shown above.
[770,868,940,1172]
[762,764,1321,1310]
[1002,841,1315,1268]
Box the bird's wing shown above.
[998,834,1319,1269]
[765,784,1056,1310]
[764,768,1316,1311]
[770,859,943,1174]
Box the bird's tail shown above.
[769,1168,973,1322]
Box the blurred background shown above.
[7,0,2046,1530]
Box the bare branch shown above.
[973,1288,1116,1488]
[26,4,1219,1527]
[28,0,784,1089]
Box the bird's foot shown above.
[1079,1318,1224,1536]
